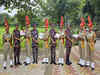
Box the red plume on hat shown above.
[25,16,30,25]
[80,17,85,28]
[4,17,9,28]
[45,18,48,30]
[60,16,64,28]
[88,16,93,28]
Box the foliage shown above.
[0,0,100,29]
[0,0,86,26]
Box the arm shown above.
[10,34,13,48]
[93,32,96,43]
[2,34,5,44]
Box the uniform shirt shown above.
[49,29,56,47]
[80,30,88,48]
[44,31,49,48]
[25,28,31,44]
[79,30,85,48]
[13,29,20,47]
[25,28,31,38]
[65,28,72,48]
[31,29,38,47]
[87,31,96,51]
[58,30,64,44]
[3,32,12,43]
[44,31,49,40]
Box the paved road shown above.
[0,40,100,75]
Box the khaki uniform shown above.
[25,28,31,64]
[3,32,13,67]
[78,30,87,66]
[58,30,64,64]
[58,37,64,57]
[42,31,49,63]
[87,31,96,68]
[43,31,49,57]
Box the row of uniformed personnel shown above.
[2,23,96,71]
[78,24,96,70]
[2,24,73,69]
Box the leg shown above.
[32,47,36,63]
[85,44,90,67]
[90,50,95,70]
[9,45,13,67]
[17,47,22,65]
[36,47,38,64]
[3,44,9,69]
[53,47,56,64]
[25,43,31,65]
[69,47,71,60]
[66,47,72,65]
[14,47,17,66]
[66,48,68,64]
[50,46,53,64]
[78,45,83,65]
[79,47,85,67]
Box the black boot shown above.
[91,68,95,71]
[14,56,17,66]
[36,60,38,64]
[4,66,7,69]
[36,56,38,64]
[17,55,22,65]
[53,61,56,65]
[24,62,29,66]
[50,56,53,64]
[10,65,13,68]
[50,61,53,64]
[66,61,71,65]
[66,59,71,65]
[53,57,56,65]
[50,60,53,64]
[17,62,22,65]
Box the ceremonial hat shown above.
[4,17,9,28]
[60,16,64,28]
[45,18,48,30]
[88,16,93,28]
[80,17,85,28]
[25,16,30,26]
